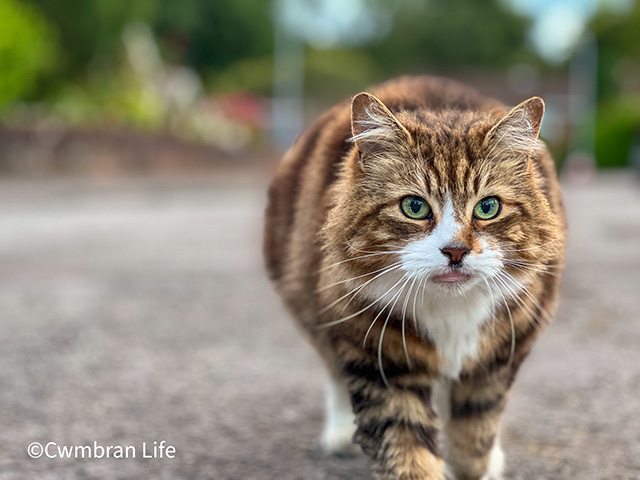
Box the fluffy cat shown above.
[264,76,566,480]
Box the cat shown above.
[264,75,566,480]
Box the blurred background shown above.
[0,0,639,171]
[1,1,639,479]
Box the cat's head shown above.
[323,91,563,304]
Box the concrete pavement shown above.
[0,172,638,479]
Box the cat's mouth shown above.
[430,271,471,284]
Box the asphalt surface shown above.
[0,172,639,480]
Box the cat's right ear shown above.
[351,93,412,159]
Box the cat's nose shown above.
[440,246,470,265]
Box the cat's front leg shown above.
[320,375,358,454]
[346,374,446,480]
[443,365,514,480]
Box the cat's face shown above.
[324,94,563,307]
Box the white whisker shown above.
[497,270,551,327]
[316,262,402,293]
[400,275,420,368]
[378,276,412,387]
[363,274,408,347]
[345,242,406,255]
[503,261,562,278]
[493,272,545,341]
[318,263,402,316]
[490,277,516,369]
[503,259,564,271]
[412,275,425,332]
[336,264,404,316]
[481,277,498,327]
[499,237,561,253]
[317,250,404,273]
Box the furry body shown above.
[264,76,566,480]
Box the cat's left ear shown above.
[351,92,412,158]
[485,97,545,154]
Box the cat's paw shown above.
[320,377,358,456]
[320,421,358,456]
[480,444,505,480]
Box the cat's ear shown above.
[485,97,545,154]
[351,92,412,158]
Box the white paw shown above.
[321,377,357,455]
[320,421,357,454]
[480,444,505,480]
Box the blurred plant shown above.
[368,0,533,73]
[0,0,57,108]
[11,0,271,151]
[5,21,266,152]
[7,0,636,164]
[28,0,156,85]
[590,0,640,100]
[595,94,640,168]
[153,0,273,77]
[25,0,537,101]
[304,48,382,101]
[206,56,274,96]
[590,0,640,167]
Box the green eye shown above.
[400,196,432,220]
[473,196,501,220]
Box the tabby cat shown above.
[264,76,566,480]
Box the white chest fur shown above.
[416,290,494,379]
[360,273,495,379]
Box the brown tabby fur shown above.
[264,76,566,480]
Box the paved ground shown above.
[0,171,639,480]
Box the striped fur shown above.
[264,76,566,480]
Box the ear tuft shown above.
[351,92,411,157]
[486,97,545,154]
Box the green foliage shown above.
[149,0,273,73]
[50,68,165,131]
[368,0,533,74]
[0,0,57,107]
[304,48,382,101]
[590,0,640,167]
[27,0,273,91]
[29,0,156,82]
[590,0,640,100]
[595,94,640,168]
[24,0,534,96]
[1,0,565,151]
[206,56,274,95]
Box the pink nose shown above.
[440,247,470,265]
